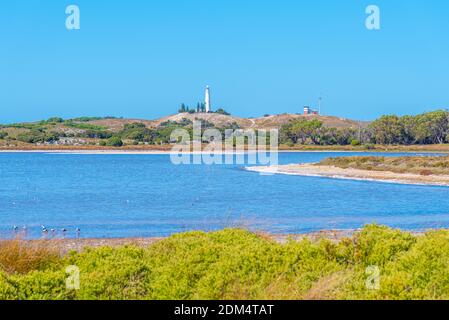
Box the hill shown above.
[0,113,368,148]
[250,113,367,129]
[87,113,364,131]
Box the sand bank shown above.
[246,163,449,187]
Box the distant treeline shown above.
[178,103,231,115]
[280,110,449,146]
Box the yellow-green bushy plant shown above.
[1,226,449,300]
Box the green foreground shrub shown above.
[1,225,449,300]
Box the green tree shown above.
[414,110,449,144]
[178,104,187,113]
[289,119,323,144]
[398,115,417,144]
[369,115,403,144]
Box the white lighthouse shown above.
[204,85,211,113]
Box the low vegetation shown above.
[0,116,242,147]
[1,225,449,300]
[319,155,449,176]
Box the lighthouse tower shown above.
[205,86,211,113]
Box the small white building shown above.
[303,106,318,115]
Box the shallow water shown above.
[1,152,449,239]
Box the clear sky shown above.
[1,0,448,123]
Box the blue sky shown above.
[1,0,448,123]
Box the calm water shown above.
[1,152,449,239]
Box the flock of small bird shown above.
[12,225,81,237]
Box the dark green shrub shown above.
[105,136,123,147]
[17,130,45,143]
[214,108,231,115]
[363,143,375,150]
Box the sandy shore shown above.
[246,163,449,187]
[1,230,358,253]
[1,146,448,154]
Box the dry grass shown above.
[319,155,449,176]
[0,239,62,274]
